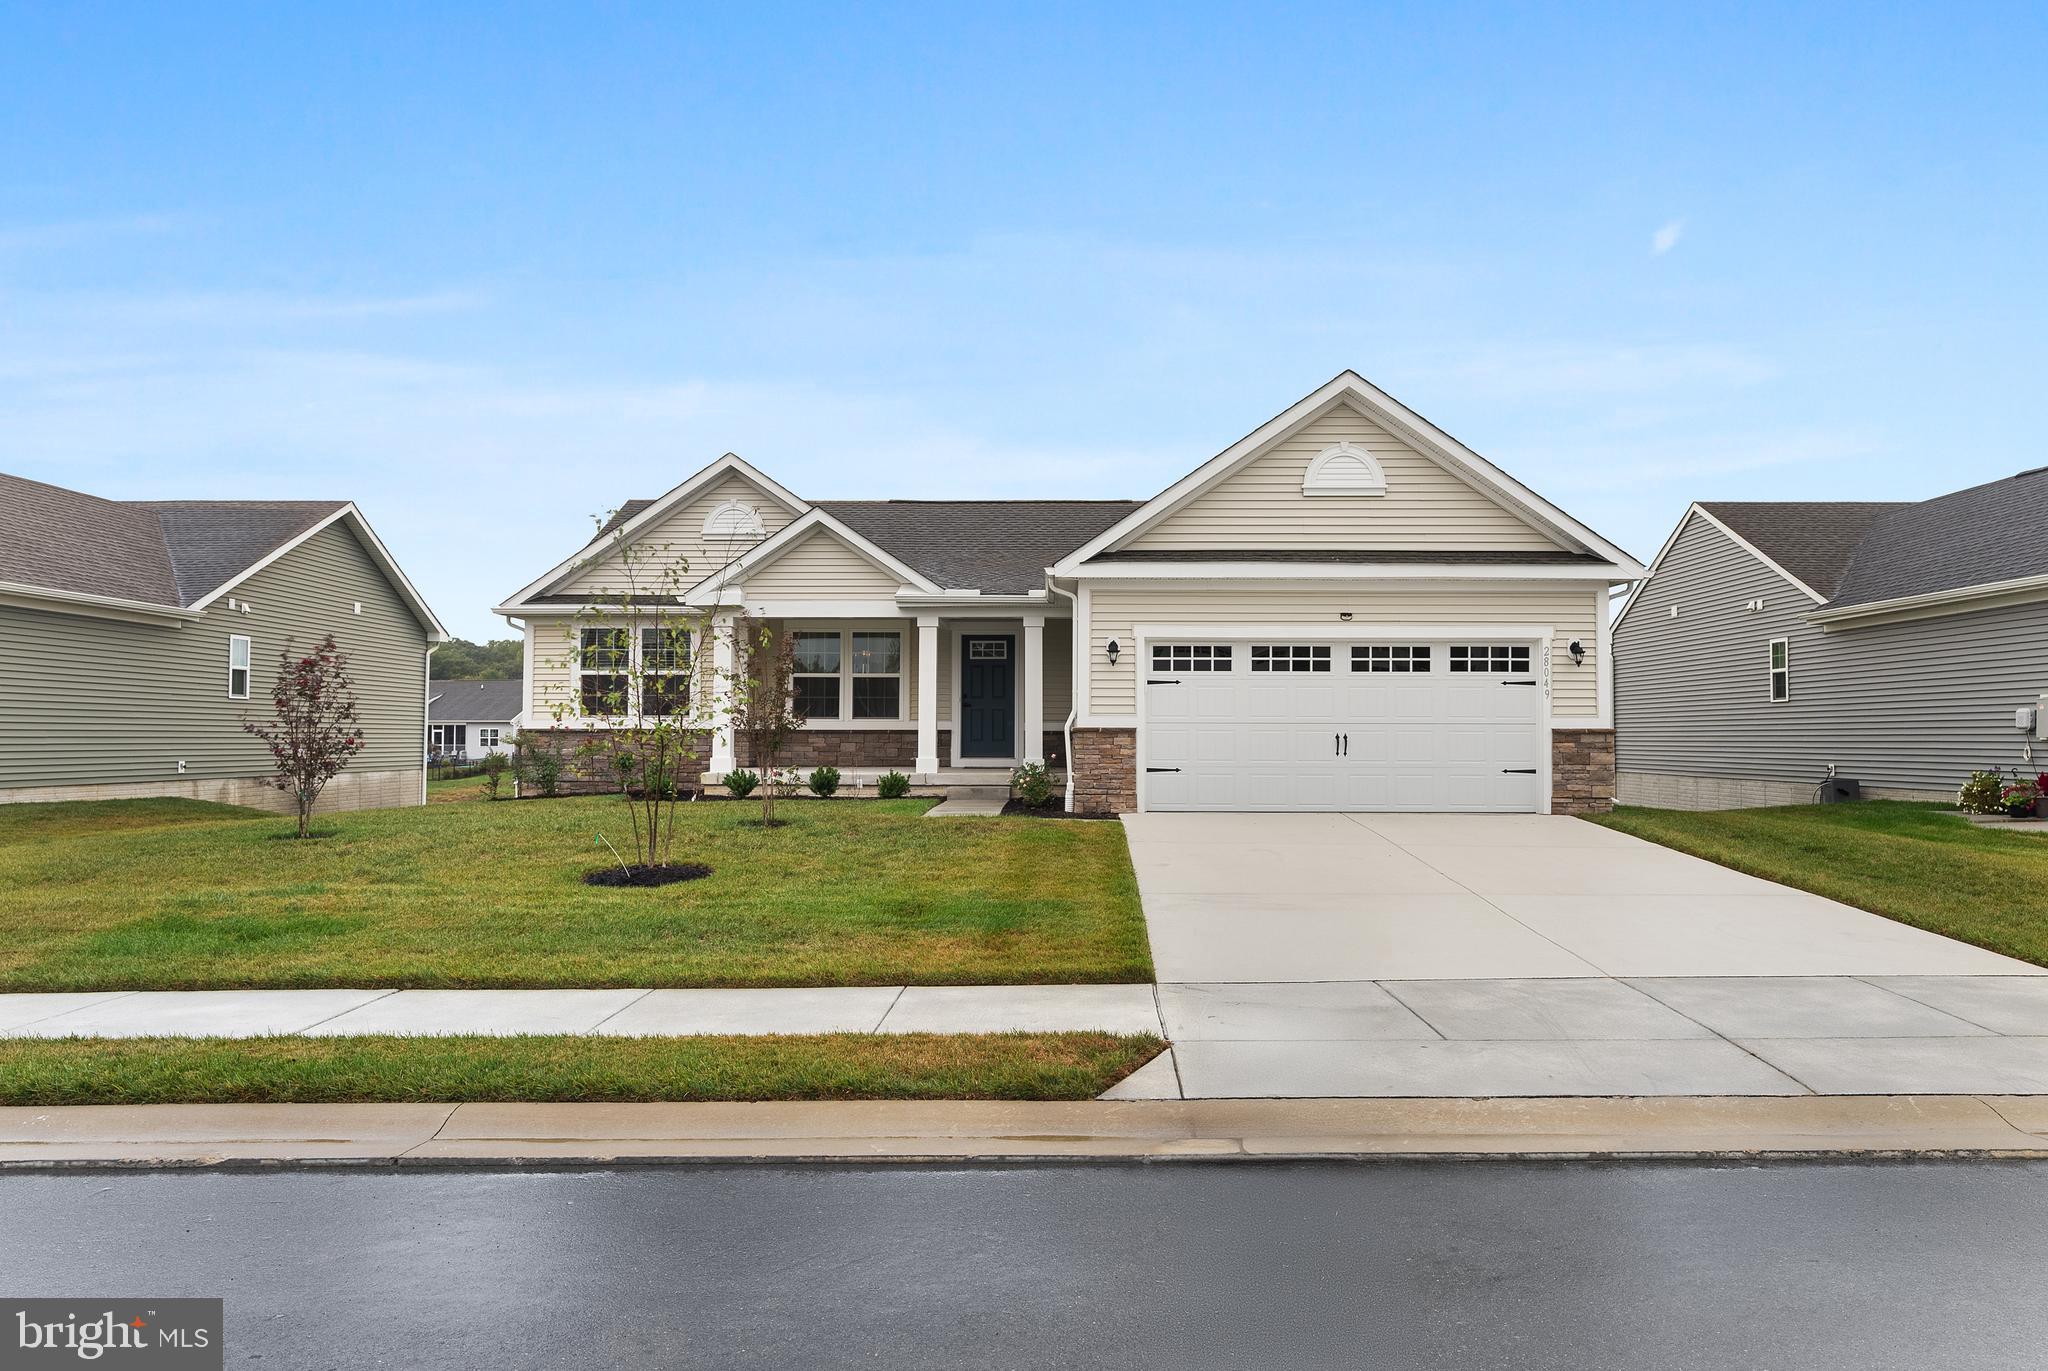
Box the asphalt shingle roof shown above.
[1696,501,1909,599]
[429,679,523,723]
[0,473,346,609]
[1825,467,2048,611]
[814,500,1143,593]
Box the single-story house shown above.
[495,371,1644,815]
[1613,466,2048,808]
[0,472,447,811]
[428,679,522,759]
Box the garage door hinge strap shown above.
[1145,767,1181,773]
[1501,768,1537,774]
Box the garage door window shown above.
[1449,645,1530,673]
[1152,644,1232,672]
[1250,645,1331,673]
[1351,645,1431,673]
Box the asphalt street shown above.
[5,1161,2047,1369]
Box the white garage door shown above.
[1142,639,1545,812]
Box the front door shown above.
[959,635,1016,760]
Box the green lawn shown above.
[0,796,1152,992]
[0,1032,1164,1105]
[1591,801,2048,966]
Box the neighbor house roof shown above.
[1694,501,1909,600]
[0,471,445,636]
[429,679,523,723]
[1824,467,2048,612]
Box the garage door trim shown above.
[1134,622,1556,814]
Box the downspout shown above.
[505,614,528,799]
[422,640,439,806]
[1047,577,1079,812]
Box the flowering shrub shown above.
[1011,760,1059,809]
[2002,776,2041,818]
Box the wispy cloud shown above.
[1651,219,1685,256]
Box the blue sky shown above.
[3,3,2044,639]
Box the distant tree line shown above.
[431,638,524,680]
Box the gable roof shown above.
[429,679,523,723]
[0,471,445,636]
[1825,467,2048,612]
[1694,501,1908,600]
[1053,371,1646,576]
[816,500,1141,594]
[680,507,948,601]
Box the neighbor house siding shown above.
[1122,405,1564,554]
[555,473,795,595]
[0,521,429,800]
[1613,510,2048,800]
[1083,583,1603,719]
[738,531,904,599]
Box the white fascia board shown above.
[0,582,202,626]
[895,590,1051,607]
[1806,572,2048,628]
[1686,505,1828,604]
[1050,371,1647,576]
[500,453,810,608]
[189,504,450,641]
[1071,562,1630,582]
[680,507,944,601]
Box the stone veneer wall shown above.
[1071,727,1136,816]
[1550,728,1616,815]
[0,767,424,813]
[738,730,926,770]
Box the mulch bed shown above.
[999,799,1114,820]
[583,863,715,888]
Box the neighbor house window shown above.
[791,631,843,720]
[227,635,251,699]
[640,625,692,716]
[577,627,630,716]
[478,727,501,749]
[850,632,902,719]
[1769,638,1789,702]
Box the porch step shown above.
[925,785,1010,818]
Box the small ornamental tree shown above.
[723,613,805,826]
[547,514,710,869]
[243,634,365,838]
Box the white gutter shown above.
[1047,577,1080,812]
[1807,571,2048,627]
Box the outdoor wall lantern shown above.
[1568,639,1586,665]
[1105,638,1121,665]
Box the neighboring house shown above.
[427,679,521,759]
[0,473,447,812]
[1614,468,2048,809]
[495,371,1643,815]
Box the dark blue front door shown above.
[959,635,1015,759]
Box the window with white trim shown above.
[1151,644,1232,672]
[227,635,251,700]
[1448,645,1531,674]
[577,627,630,716]
[1769,638,1789,702]
[1351,645,1431,673]
[1250,644,1331,673]
[478,727,501,749]
[791,631,843,720]
[851,632,902,719]
[639,626,692,716]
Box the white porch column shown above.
[708,610,737,776]
[914,615,941,777]
[1021,612,1046,766]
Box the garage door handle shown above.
[1501,768,1537,774]
[1146,767,1181,773]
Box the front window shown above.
[228,635,251,700]
[791,631,842,720]
[850,632,902,719]
[578,627,629,716]
[1769,638,1789,702]
[640,626,692,716]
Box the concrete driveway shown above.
[1114,812,2048,1100]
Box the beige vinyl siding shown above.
[1084,583,1602,719]
[740,530,904,599]
[1043,620,1073,723]
[0,522,429,789]
[1124,404,1564,553]
[556,474,794,595]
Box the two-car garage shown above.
[1140,637,1547,812]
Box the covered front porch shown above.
[705,611,1073,784]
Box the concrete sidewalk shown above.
[6,1096,2048,1166]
